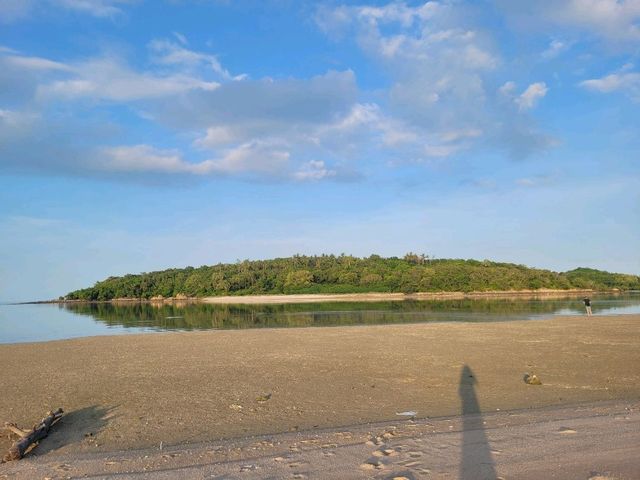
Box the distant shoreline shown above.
[25,288,620,305]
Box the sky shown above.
[0,0,639,301]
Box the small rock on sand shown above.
[524,373,542,385]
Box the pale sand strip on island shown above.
[199,288,598,304]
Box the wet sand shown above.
[0,315,639,477]
[2,400,638,479]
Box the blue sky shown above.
[1,0,639,301]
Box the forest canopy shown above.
[63,254,640,301]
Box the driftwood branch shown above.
[2,408,64,462]
[4,423,30,438]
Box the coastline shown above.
[29,287,612,305]
[1,314,638,455]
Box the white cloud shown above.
[501,81,549,110]
[54,0,134,18]
[35,56,220,102]
[99,142,291,176]
[4,54,73,71]
[0,0,135,22]
[316,2,440,36]
[292,160,337,181]
[210,141,290,175]
[495,0,640,45]
[515,82,549,111]
[99,145,200,174]
[580,69,640,100]
[499,81,517,97]
[0,42,365,182]
[439,128,483,143]
[0,48,221,104]
[148,39,234,80]
[316,2,555,160]
[317,2,497,146]
[97,142,355,181]
[0,109,39,128]
[541,39,569,59]
[423,144,461,158]
[0,0,35,23]
[172,32,188,46]
[557,0,640,42]
[194,126,239,148]
[0,108,40,149]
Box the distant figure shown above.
[583,297,592,316]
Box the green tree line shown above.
[63,254,640,301]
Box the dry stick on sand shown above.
[2,408,64,462]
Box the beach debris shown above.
[557,427,577,434]
[256,393,272,403]
[396,411,417,417]
[229,404,243,411]
[524,373,542,385]
[2,408,64,462]
[588,474,618,480]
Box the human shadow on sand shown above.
[29,405,115,456]
[459,365,497,480]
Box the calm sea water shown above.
[1,293,639,344]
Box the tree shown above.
[284,270,314,289]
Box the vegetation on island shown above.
[62,254,640,301]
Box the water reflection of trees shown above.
[59,296,630,331]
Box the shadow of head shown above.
[459,365,478,387]
[458,365,481,415]
[30,405,117,456]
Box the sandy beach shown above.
[46,288,602,305]
[196,289,598,304]
[1,314,639,478]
